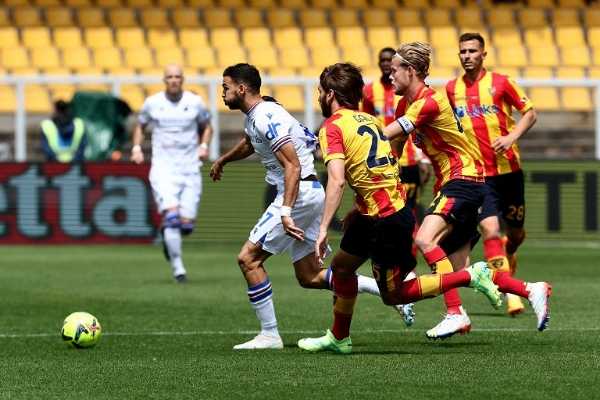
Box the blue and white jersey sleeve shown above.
[195,96,211,125]
[138,98,152,125]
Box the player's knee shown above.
[414,235,433,253]
[479,221,501,240]
[296,274,321,289]
[164,211,181,229]
[180,221,194,236]
[237,251,258,273]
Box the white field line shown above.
[1,327,599,339]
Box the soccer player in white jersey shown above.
[131,64,212,283]
[211,63,407,350]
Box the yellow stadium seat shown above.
[62,48,92,69]
[203,9,231,28]
[14,8,42,26]
[562,88,592,111]
[529,46,559,67]
[424,10,453,26]
[588,66,600,78]
[336,27,366,50]
[96,0,123,6]
[10,67,39,75]
[556,66,585,78]
[399,26,428,43]
[140,9,170,29]
[46,8,73,27]
[77,9,106,27]
[371,0,398,8]
[220,0,246,7]
[393,10,422,27]
[433,47,459,68]
[527,0,554,7]
[311,47,341,69]
[187,0,214,6]
[589,28,600,48]
[157,0,185,6]
[155,48,185,66]
[455,8,483,28]
[279,0,307,8]
[340,47,372,68]
[560,46,591,67]
[234,10,264,28]
[498,47,528,67]
[266,9,296,28]
[108,8,137,28]
[552,9,580,27]
[299,10,327,27]
[1,48,29,70]
[249,0,277,7]
[341,0,369,8]
[25,86,52,113]
[105,67,136,75]
[0,9,10,27]
[54,28,82,49]
[584,9,600,27]
[0,86,16,112]
[241,28,272,49]
[280,47,310,69]
[491,28,521,48]
[305,27,335,49]
[179,29,209,49]
[274,28,303,49]
[404,0,428,7]
[366,27,397,48]
[93,48,123,69]
[269,67,296,76]
[42,67,71,75]
[430,66,457,80]
[528,88,560,110]
[84,28,114,49]
[49,84,76,103]
[22,28,51,48]
[120,85,146,111]
[593,48,600,66]
[483,45,497,67]
[363,10,391,27]
[172,9,200,27]
[558,0,584,6]
[79,82,110,93]
[31,47,60,69]
[273,86,304,111]
[331,10,359,27]
[216,46,246,67]
[65,0,93,6]
[309,0,337,8]
[186,48,217,69]
[299,65,323,77]
[248,47,279,70]
[147,29,178,49]
[126,0,154,6]
[0,28,20,49]
[429,26,458,48]
[116,28,146,49]
[487,8,515,28]
[555,27,585,47]
[523,66,552,78]
[211,28,239,49]
[5,0,29,5]
[432,0,461,8]
[123,48,154,69]
[524,28,555,47]
[518,9,547,28]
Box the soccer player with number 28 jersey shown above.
[446,32,540,316]
[384,43,551,339]
[297,63,502,354]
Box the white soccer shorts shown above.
[248,180,325,262]
[149,166,202,219]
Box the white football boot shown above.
[527,282,552,331]
[233,334,284,350]
[394,303,416,327]
[426,306,471,340]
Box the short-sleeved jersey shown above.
[362,79,419,167]
[138,90,211,173]
[395,86,484,193]
[446,70,534,177]
[319,108,406,218]
[244,100,317,192]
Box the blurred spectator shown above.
[40,100,87,162]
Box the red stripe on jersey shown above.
[405,136,416,164]
[382,84,396,125]
[446,79,457,108]
[491,74,520,173]
[415,90,440,127]
[502,75,529,112]
[361,83,375,115]
[372,187,396,217]
[323,113,344,155]
[424,125,464,193]
[466,78,497,177]
[395,97,408,118]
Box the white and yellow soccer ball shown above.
[61,312,102,348]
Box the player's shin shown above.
[163,227,186,278]
[247,279,279,337]
[331,272,358,340]
[484,237,510,272]
[424,247,462,314]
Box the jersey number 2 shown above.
[357,125,391,168]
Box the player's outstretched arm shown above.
[384,116,413,142]
[274,142,304,241]
[131,123,145,164]
[316,159,345,262]
[209,135,255,181]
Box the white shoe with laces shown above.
[394,303,415,327]
[527,282,552,331]
[233,334,284,350]
[426,306,471,340]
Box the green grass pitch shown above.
[0,242,599,399]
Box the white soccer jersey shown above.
[244,101,317,191]
[138,90,211,173]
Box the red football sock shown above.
[492,271,529,298]
[331,273,357,340]
[424,247,462,314]
[396,270,471,303]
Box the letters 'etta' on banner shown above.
[0,163,159,244]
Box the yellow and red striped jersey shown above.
[446,70,534,177]
[395,86,484,193]
[362,79,419,167]
[319,108,406,218]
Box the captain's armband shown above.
[396,116,415,136]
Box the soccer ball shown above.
[61,312,102,348]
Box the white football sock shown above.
[357,275,381,296]
[163,227,186,277]
[247,279,279,337]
